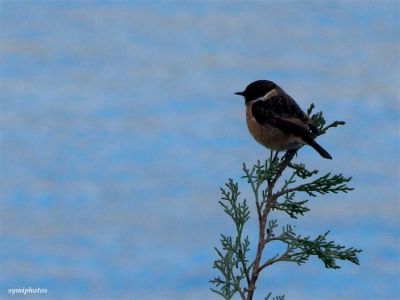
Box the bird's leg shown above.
[271,151,280,163]
[283,149,297,161]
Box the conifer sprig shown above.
[211,105,361,300]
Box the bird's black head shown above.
[235,80,277,103]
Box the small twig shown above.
[258,248,291,272]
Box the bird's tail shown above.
[308,140,332,159]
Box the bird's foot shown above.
[283,149,297,161]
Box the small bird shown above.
[235,80,332,159]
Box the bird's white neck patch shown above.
[246,88,280,104]
[260,88,279,101]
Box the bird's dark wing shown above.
[252,95,316,142]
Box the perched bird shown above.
[235,80,332,159]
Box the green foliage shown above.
[269,225,361,269]
[266,292,285,300]
[210,180,251,300]
[307,103,345,135]
[211,105,362,300]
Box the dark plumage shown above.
[235,80,332,159]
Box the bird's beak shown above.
[235,91,244,96]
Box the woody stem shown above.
[246,151,296,300]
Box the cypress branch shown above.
[211,105,362,299]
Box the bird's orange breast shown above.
[245,103,304,150]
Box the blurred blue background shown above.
[0,1,399,299]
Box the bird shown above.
[235,80,332,159]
